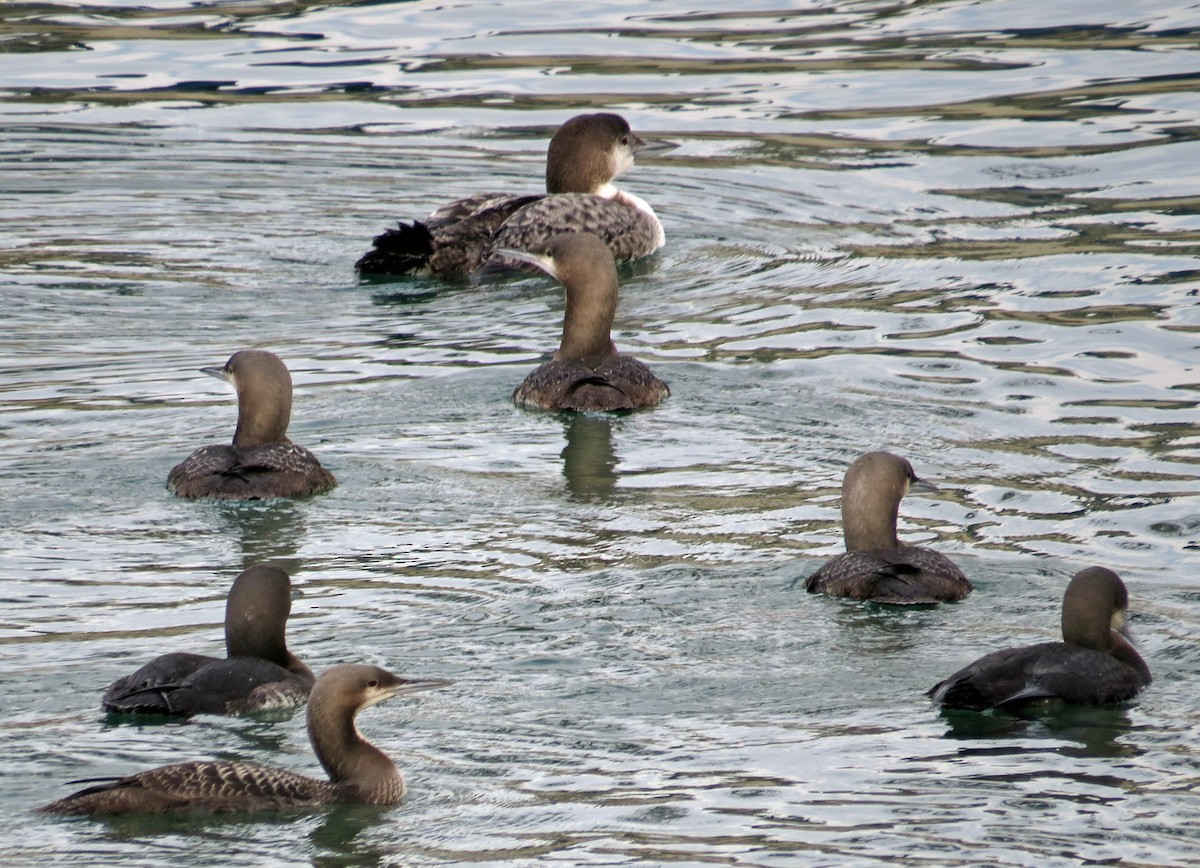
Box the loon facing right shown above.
[102,563,313,717]
[805,451,972,604]
[354,112,675,278]
[929,567,1151,710]
[42,664,451,815]
[505,232,669,412]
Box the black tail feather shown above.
[354,220,434,275]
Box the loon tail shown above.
[355,220,434,275]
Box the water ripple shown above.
[4,0,1200,866]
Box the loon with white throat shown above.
[42,664,450,815]
[355,113,676,278]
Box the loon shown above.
[41,664,450,815]
[805,451,972,604]
[167,349,336,500]
[929,567,1151,710]
[504,232,669,412]
[354,113,676,278]
[102,563,314,717]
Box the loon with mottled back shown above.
[354,113,676,278]
[805,451,972,604]
[167,349,336,500]
[504,232,669,413]
[102,563,313,717]
[42,664,450,815]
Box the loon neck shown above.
[555,238,620,361]
[233,396,291,448]
[310,705,402,802]
[838,452,918,552]
[220,351,294,448]
[223,563,296,666]
[841,482,903,552]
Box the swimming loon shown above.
[929,566,1151,710]
[503,232,669,412]
[102,563,313,717]
[354,113,676,278]
[41,664,451,815]
[805,451,972,604]
[167,350,336,500]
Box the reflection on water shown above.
[560,414,619,500]
[309,804,394,866]
[2,0,1200,865]
[936,704,1139,758]
[217,501,308,573]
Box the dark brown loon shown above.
[805,451,972,604]
[504,232,669,413]
[42,664,450,815]
[929,566,1151,710]
[354,113,676,278]
[102,563,313,717]
[167,349,336,500]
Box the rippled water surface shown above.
[3,0,1200,864]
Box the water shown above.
[2,0,1200,863]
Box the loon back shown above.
[356,193,543,276]
[804,546,971,605]
[39,761,338,815]
[929,641,1150,710]
[104,657,312,717]
[168,443,336,500]
[513,355,669,413]
[355,192,663,279]
[489,193,663,269]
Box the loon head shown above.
[839,451,930,552]
[202,349,293,448]
[545,113,676,197]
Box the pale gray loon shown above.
[804,451,972,604]
[503,232,669,412]
[929,567,1151,710]
[167,349,336,500]
[102,563,314,717]
[42,664,450,815]
[354,113,676,278]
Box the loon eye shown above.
[367,679,379,688]
[621,135,629,146]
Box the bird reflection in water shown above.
[216,499,306,575]
[560,414,619,501]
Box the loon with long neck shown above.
[42,664,450,815]
[504,232,669,412]
[102,563,314,717]
[354,113,676,278]
[167,349,336,500]
[929,567,1151,709]
[804,451,972,604]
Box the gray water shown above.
[3,0,1200,864]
